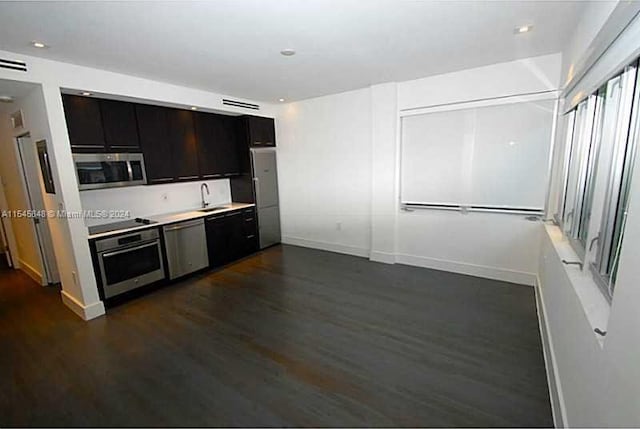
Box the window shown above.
[592,64,639,299]
[557,60,640,302]
[561,95,598,257]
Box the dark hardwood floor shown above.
[0,245,552,427]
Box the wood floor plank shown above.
[0,245,552,427]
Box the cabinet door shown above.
[206,216,229,267]
[194,113,240,179]
[242,208,259,254]
[100,99,140,152]
[218,115,241,176]
[136,104,174,184]
[62,94,106,152]
[167,109,200,181]
[225,210,246,260]
[245,116,276,147]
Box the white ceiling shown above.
[0,1,585,102]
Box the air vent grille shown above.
[222,99,260,110]
[0,58,27,72]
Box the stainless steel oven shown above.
[95,229,165,298]
[74,153,147,190]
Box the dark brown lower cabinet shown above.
[206,208,258,268]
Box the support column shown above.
[40,83,105,320]
[370,83,399,263]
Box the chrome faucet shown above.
[200,183,210,208]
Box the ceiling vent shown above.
[222,99,260,110]
[0,58,27,72]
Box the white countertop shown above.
[87,202,255,240]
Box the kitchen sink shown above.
[198,206,229,213]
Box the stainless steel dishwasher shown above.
[162,218,209,280]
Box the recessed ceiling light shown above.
[515,25,532,34]
[31,41,48,48]
[280,48,296,57]
[0,95,14,103]
[278,98,285,102]
[190,106,198,110]
[81,91,92,96]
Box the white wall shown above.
[276,53,561,285]
[539,145,640,427]
[0,48,275,320]
[538,7,640,428]
[394,55,561,284]
[80,179,231,227]
[277,87,373,257]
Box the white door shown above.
[17,135,60,284]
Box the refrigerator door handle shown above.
[253,177,260,207]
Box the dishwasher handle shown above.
[163,219,204,232]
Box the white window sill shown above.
[544,224,610,348]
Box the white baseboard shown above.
[61,290,105,321]
[395,253,536,286]
[369,250,396,264]
[18,258,43,285]
[535,276,568,428]
[282,236,370,258]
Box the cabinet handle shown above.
[151,178,173,183]
[202,174,222,178]
[247,235,255,239]
[71,144,103,149]
[177,175,199,180]
[244,217,254,222]
[223,173,236,177]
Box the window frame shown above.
[591,63,640,300]
[560,95,598,260]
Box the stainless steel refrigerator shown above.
[250,148,281,248]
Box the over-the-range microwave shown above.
[73,153,147,191]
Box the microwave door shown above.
[74,153,147,190]
[77,162,108,185]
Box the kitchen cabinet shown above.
[194,112,240,178]
[167,109,200,181]
[205,208,257,268]
[100,99,141,152]
[243,115,276,147]
[242,207,259,253]
[136,104,174,184]
[62,94,106,152]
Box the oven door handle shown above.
[100,241,159,259]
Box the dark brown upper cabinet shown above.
[100,99,141,152]
[243,115,276,147]
[166,109,199,181]
[62,94,106,152]
[136,104,174,185]
[194,112,240,179]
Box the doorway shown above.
[15,133,59,284]
[0,211,13,268]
